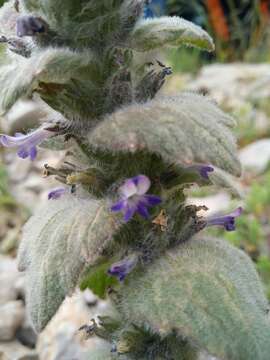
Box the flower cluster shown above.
[0,126,242,283]
[109,173,243,282]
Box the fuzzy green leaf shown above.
[17,194,119,332]
[115,237,270,360]
[129,16,215,52]
[209,166,243,198]
[88,93,241,176]
[80,261,118,299]
[0,47,95,114]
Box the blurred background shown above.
[1,1,270,359]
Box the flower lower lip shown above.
[206,207,243,231]
[0,127,55,160]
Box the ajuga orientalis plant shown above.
[0,1,270,359]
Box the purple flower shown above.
[111,175,161,222]
[186,164,214,180]
[108,255,138,282]
[197,165,214,180]
[206,207,243,231]
[16,16,46,37]
[0,127,53,160]
[48,188,68,200]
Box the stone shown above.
[36,290,112,360]
[6,100,46,135]
[15,326,37,350]
[0,255,23,304]
[14,276,26,302]
[239,139,270,174]
[0,340,38,360]
[187,192,232,217]
[188,63,270,108]
[6,148,65,212]
[0,301,25,341]
[16,312,37,349]
[83,289,98,307]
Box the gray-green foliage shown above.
[0,47,98,114]
[115,237,270,360]
[17,194,119,331]
[130,16,215,52]
[88,93,240,176]
[0,0,267,358]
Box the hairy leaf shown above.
[88,93,241,176]
[115,237,270,360]
[80,261,118,299]
[17,194,119,332]
[209,166,243,198]
[0,47,95,114]
[129,16,214,52]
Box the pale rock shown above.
[6,148,65,211]
[16,311,37,349]
[37,290,112,360]
[0,301,25,341]
[188,63,270,106]
[239,139,270,173]
[14,276,26,301]
[187,192,232,216]
[83,289,98,307]
[0,256,23,304]
[0,340,38,360]
[6,100,46,134]
[248,75,270,102]
[6,154,32,183]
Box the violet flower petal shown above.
[185,164,214,180]
[48,187,67,200]
[108,255,138,282]
[123,204,137,222]
[133,175,151,195]
[207,207,243,232]
[0,128,53,160]
[17,147,29,159]
[143,194,162,207]
[30,146,38,161]
[137,203,150,219]
[228,207,243,218]
[111,200,126,212]
[119,179,137,198]
[112,175,161,222]
[16,16,46,37]
[198,165,214,180]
